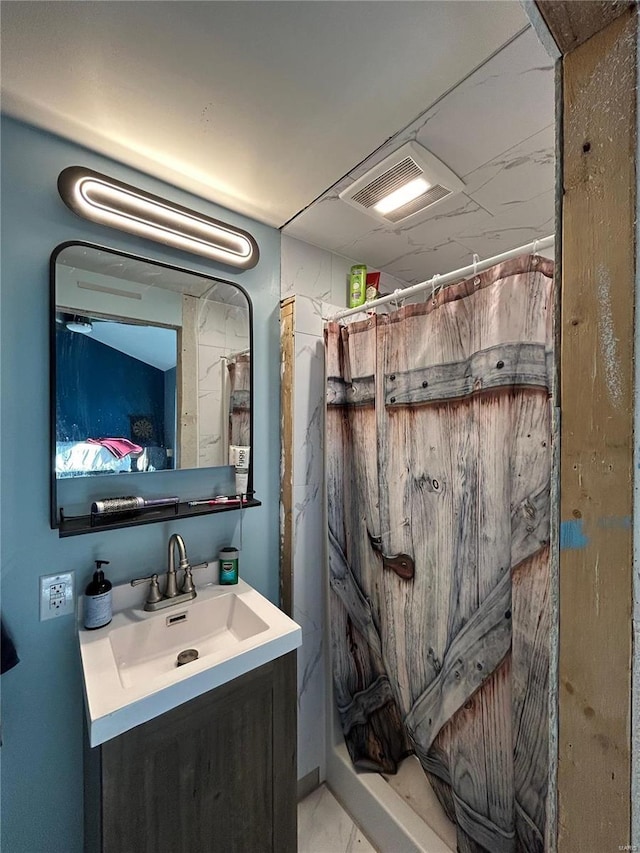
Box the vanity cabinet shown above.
[84,652,297,853]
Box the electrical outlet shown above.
[40,572,75,621]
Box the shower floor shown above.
[383,756,457,850]
[298,784,376,852]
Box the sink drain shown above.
[177,649,199,667]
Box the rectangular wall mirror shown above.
[50,241,255,535]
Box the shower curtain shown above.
[227,353,251,449]
[326,255,554,853]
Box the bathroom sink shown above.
[109,591,270,689]
[78,570,301,746]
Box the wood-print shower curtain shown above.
[326,255,554,853]
[227,353,251,448]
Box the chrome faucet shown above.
[166,533,189,598]
[131,533,207,611]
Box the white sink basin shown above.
[79,570,301,746]
[109,592,270,689]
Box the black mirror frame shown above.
[49,240,258,536]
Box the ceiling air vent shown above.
[339,141,464,225]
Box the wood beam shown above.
[558,9,635,851]
[177,294,198,468]
[537,0,633,54]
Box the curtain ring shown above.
[472,253,481,287]
[532,238,539,266]
[430,274,441,305]
[391,288,404,312]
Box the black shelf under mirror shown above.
[57,498,261,538]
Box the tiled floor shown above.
[298,784,376,853]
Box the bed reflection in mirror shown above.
[53,244,251,479]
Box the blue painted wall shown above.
[0,115,281,853]
[56,327,166,443]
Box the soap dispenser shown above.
[84,560,112,630]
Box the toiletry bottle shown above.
[219,547,239,585]
[349,264,367,308]
[229,444,251,497]
[84,560,112,630]
[365,271,381,303]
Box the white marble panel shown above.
[331,253,354,308]
[293,336,325,488]
[198,431,224,468]
[198,387,223,422]
[283,28,555,288]
[197,300,228,345]
[285,195,382,267]
[198,389,223,467]
[381,238,479,286]
[281,234,333,300]
[292,482,324,634]
[332,195,486,270]
[223,304,250,353]
[342,27,554,186]
[298,785,375,853]
[402,30,553,178]
[464,124,555,215]
[378,270,407,298]
[323,186,553,286]
[198,344,226,392]
[456,189,554,258]
[295,294,324,338]
[297,627,326,782]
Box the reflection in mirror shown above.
[53,244,251,480]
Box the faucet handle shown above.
[130,573,163,604]
[181,566,195,595]
[179,561,208,595]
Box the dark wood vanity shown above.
[84,652,297,853]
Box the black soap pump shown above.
[84,560,112,630]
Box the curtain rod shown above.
[221,347,250,361]
[325,234,555,322]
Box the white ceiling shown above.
[285,25,555,284]
[58,244,248,305]
[91,321,177,372]
[1,1,554,285]
[56,245,248,368]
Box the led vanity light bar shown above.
[58,166,259,270]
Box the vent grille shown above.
[384,184,451,223]
[352,157,422,209]
[339,141,464,224]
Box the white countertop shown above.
[78,565,301,746]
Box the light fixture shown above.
[65,315,93,334]
[339,141,464,224]
[374,177,431,215]
[57,167,259,270]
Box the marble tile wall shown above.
[281,235,405,784]
[284,27,555,285]
[197,299,249,468]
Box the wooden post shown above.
[536,1,634,53]
[177,294,198,468]
[557,9,635,850]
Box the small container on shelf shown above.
[349,264,367,308]
[219,547,239,585]
[365,271,380,303]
